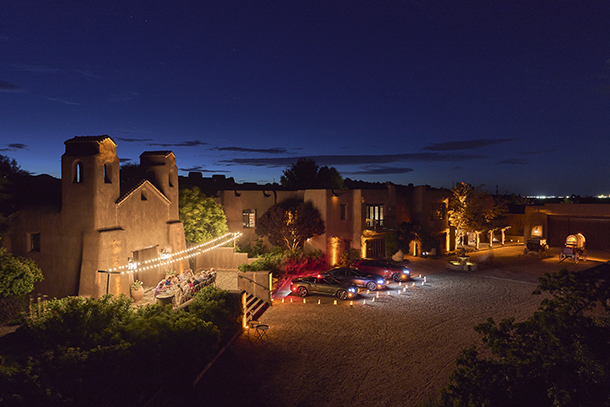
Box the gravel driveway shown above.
[156,244,609,407]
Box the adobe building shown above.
[184,173,452,264]
[2,136,188,299]
[524,203,610,251]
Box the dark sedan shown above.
[290,275,357,300]
[319,267,385,291]
[352,259,411,282]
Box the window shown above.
[340,204,347,220]
[243,209,256,228]
[74,161,84,183]
[30,233,41,252]
[430,203,446,220]
[366,204,384,228]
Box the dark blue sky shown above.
[2,1,609,196]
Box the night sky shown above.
[2,1,609,196]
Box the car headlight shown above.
[403,269,410,274]
[348,287,356,293]
[377,279,384,284]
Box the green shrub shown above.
[2,286,240,406]
[339,248,361,266]
[23,294,134,349]
[189,285,242,341]
[0,248,43,298]
[238,246,283,272]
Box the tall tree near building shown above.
[448,182,506,248]
[281,158,343,189]
[256,198,325,251]
[179,187,228,244]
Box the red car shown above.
[352,259,411,282]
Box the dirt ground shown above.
[150,244,609,407]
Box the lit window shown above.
[30,233,41,252]
[243,209,256,228]
[366,204,384,228]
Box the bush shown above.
[238,246,284,272]
[188,285,242,341]
[1,286,241,406]
[0,248,43,298]
[339,248,361,267]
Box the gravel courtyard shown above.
[160,245,610,407]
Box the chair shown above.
[246,320,260,339]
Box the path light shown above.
[404,287,407,292]
[290,298,293,303]
[399,282,402,287]
[303,298,306,304]
[318,299,321,304]
[334,300,337,305]
[372,297,376,302]
[422,281,425,286]
[388,291,391,296]
[363,300,367,305]
[419,274,422,278]
[350,301,353,306]
[281,298,284,303]
[376,292,379,299]
[366,290,370,294]
[412,282,415,287]
[424,276,427,283]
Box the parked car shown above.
[352,259,411,282]
[290,275,357,300]
[319,267,385,291]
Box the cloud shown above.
[0,143,28,152]
[346,165,415,175]
[119,158,133,163]
[498,158,528,165]
[179,165,229,173]
[423,138,513,151]
[149,140,208,148]
[214,146,288,154]
[46,97,80,105]
[0,80,22,92]
[8,143,27,149]
[220,152,484,168]
[10,64,61,74]
[116,137,154,142]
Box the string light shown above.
[106,232,242,273]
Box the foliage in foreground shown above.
[439,267,610,407]
[0,287,240,406]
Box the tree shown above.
[0,247,43,298]
[448,182,507,248]
[386,222,439,256]
[0,247,44,324]
[256,199,325,251]
[179,187,228,244]
[440,266,610,407]
[280,158,343,189]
